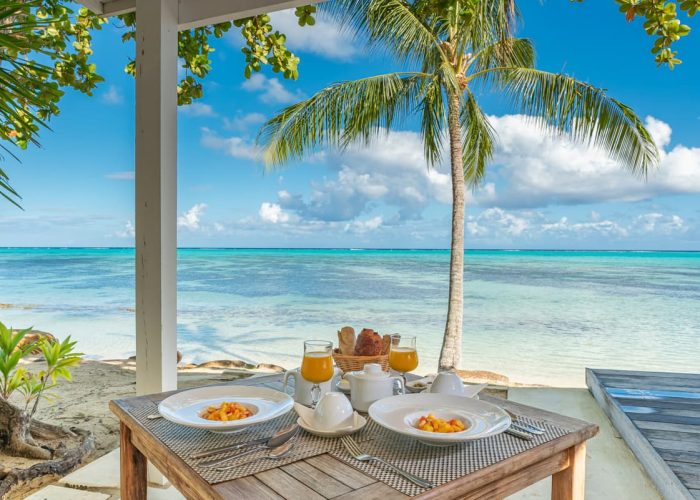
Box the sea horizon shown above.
[1,246,699,253]
[1,247,698,387]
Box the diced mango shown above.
[201,402,253,422]
[415,414,467,433]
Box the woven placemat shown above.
[130,403,345,484]
[329,416,570,496]
[131,403,570,496]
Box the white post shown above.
[134,0,178,395]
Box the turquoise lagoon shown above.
[0,248,698,386]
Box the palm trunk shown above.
[438,90,465,372]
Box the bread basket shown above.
[333,350,389,373]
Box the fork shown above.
[504,409,545,435]
[340,436,434,489]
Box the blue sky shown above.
[1,1,699,250]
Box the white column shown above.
[134,0,178,395]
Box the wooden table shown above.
[110,374,598,500]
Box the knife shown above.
[190,424,297,460]
[198,424,299,467]
[505,427,533,440]
[511,422,545,435]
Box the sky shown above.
[1,1,699,250]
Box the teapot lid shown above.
[351,363,389,380]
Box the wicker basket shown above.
[333,350,389,373]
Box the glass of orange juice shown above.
[389,335,418,394]
[300,340,334,408]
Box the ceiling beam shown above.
[102,0,137,17]
[80,0,315,29]
[179,0,310,30]
[78,0,104,14]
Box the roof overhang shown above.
[78,0,313,30]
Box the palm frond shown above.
[487,68,659,175]
[419,75,446,167]
[0,166,22,209]
[453,0,520,58]
[258,72,431,166]
[461,91,496,186]
[324,0,446,70]
[467,38,535,85]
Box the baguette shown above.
[338,326,356,355]
[382,334,392,355]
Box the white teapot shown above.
[345,363,403,412]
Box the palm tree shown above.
[257,0,659,371]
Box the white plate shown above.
[405,375,435,393]
[297,413,367,437]
[158,385,293,433]
[368,393,510,446]
[336,379,351,394]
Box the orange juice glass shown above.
[389,347,418,373]
[389,335,418,394]
[301,351,334,383]
[301,340,334,408]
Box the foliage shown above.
[0,3,315,206]
[0,321,82,417]
[0,1,104,207]
[575,0,698,68]
[117,6,315,105]
[257,0,659,370]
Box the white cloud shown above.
[540,216,629,239]
[462,208,687,243]
[102,85,123,105]
[114,220,135,238]
[241,74,304,104]
[482,115,700,208]
[345,216,383,234]
[179,103,216,117]
[466,208,531,237]
[106,171,135,181]
[259,202,290,223]
[267,9,359,60]
[200,128,260,160]
[633,212,685,234]
[249,115,698,244]
[274,131,452,223]
[645,116,672,149]
[178,203,207,231]
[224,112,266,132]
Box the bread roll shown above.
[354,328,383,356]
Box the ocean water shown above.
[0,248,698,387]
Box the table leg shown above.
[551,442,586,500]
[120,421,148,500]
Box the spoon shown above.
[191,423,298,460]
[199,424,299,468]
[215,438,296,472]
